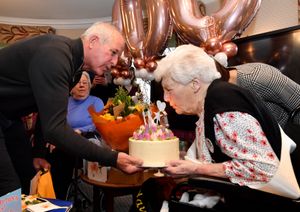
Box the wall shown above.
[203,0,299,38]
[55,0,299,39]
[56,28,85,39]
[242,0,298,37]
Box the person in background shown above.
[154,44,299,200]
[122,67,141,97]
[90,72,119,105]
[213,54,300,129]
[67,71,104,135]
[90,67,140,105]
[0,21,143,197]
[45,71,104,199]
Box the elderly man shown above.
[0,22,142,196]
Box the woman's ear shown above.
[191,78,202,93]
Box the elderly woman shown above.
[68,71,104,135]
[154,44,299,199]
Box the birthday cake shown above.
[129,123,179,167]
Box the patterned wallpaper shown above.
[0,23,55,45]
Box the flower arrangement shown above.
[101,86,145,120]
[88,87,146,152]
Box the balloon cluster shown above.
[112,0,172,81]
[112,0,262,81]
[133,56,158,81]
[169,0,261,58]
[110,57,134,86]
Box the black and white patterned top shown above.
[234,63,300,127]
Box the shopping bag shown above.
[30,169,56,199]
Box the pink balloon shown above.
[111,68,121,78]
[221,42,238,58]
[145,60,158,72]
[143,0,172,57]
[120,0,145,58]
[118,0,172,60]
[169,0,261,48]
[169,0,218,45]
[112,0,132,58]
[121,70,131,78]
[212,0,262,42]
[204,38,222,55]
[112,0,123,31]
[133,58,145,69]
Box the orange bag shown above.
[30,169,56,199]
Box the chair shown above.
[66,156,93,209]
[66,133,102,209]
[169,175,300,211]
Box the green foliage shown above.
[112,86,137,117]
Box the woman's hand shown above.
[164,159,227,178]
[163,160,199,177]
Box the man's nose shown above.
[111,55,118,66]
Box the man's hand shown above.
[92,75,107,86]
[116,152,143,174]
[74,129,81,134]
[33,158,51,171]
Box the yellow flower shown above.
[134,104,145,112]
[101,113,115,121]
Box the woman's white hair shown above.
[154,44,221,84]
[81,71,92,89]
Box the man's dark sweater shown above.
[0,35,118,166]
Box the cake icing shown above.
[132,124,176,140]
[129,123,179,167]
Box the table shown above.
[81,169,155,212]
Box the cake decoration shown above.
[134,100,174,141]
[129,100,180,168]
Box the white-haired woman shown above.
[155,44,299,199]
[68,71,104,135]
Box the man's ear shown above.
[89,35,99,48]
[191,78,202,93]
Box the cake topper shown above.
[142,100,169,127]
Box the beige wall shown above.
[55,28,86,39]
[203,0,299,38]
[242,0,298,37]
[55,0,299,39]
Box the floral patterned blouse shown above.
[198,111,279,186]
